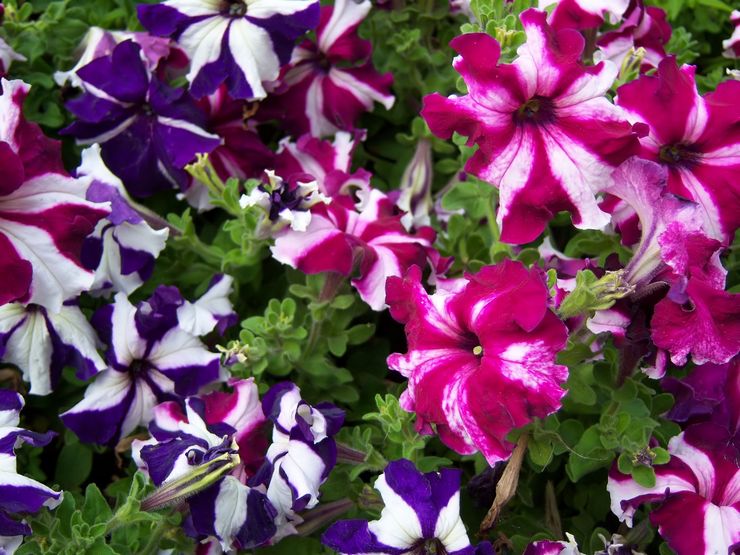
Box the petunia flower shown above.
[0,301,105,396]
[386,260,568,464]
[239,170,327,238]
[274,131,371,203]
[539,0,629,31]
[259,382,344,531]
[271,188,439,310]
[322,459,492,555]
[137,0,320,100]
[176,274,237,337]
[595,0,671,72]
[0,79,110,311]
[0,390,61,553]
[607,423,740,555]
[616,57,740,243]
[723,11,740,59]
[257,0,394,137]
[53,26,178,89]
[77,144,170,296]
[522,533,582,555]
[0,38,24,78]
[183,85,276,211]
[422,9,639,244]
[62,40,221,198]
[61,287,221,445]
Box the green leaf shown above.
[55,442,93,489]
[631,465,657,488]
[81,484,113,527]
[528,436,554,468]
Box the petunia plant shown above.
[0,0,737,554]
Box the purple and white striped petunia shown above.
[422,9,640,244]
[77,144,170,296]
[386,260,569,464]
[271,188,439,310]
[595,0,672,72]
[607,423,740,555]
[723,11,740,59]
[0,79,110,311]
[274,131,371,202]
[176,273,237,337]
[62,40,221,198]
[137,0,320,101]
[133,379,275,551]
[61,287,221,445]
[0,301,105,396]
[322,459,492,555]
[616,57,740,243]
[239,170,327,239]
[53,26,179,89]
[0,390,61,553]
[259,382,344,527]
[257,0,394,137]
[539,0,629,30]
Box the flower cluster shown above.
[132,380,343,551]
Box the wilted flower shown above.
[616,57,740,243]
[62,40,221,198]
[258,0,393,137]
[0,301,105,395]
[386,260,568,464]
[422,9,639,244]
[0,79,110,311]
[61,287,221,445]
[322,459,493,555]
[138,0,320,100]
[523,533,582,555]
[0,390,61,553]
[607,423,740,555]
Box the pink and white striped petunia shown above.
[271,188,438,310]
[0,39,24,78]
[258,0,394,137]
[616,57,740,243]
[595,0,672,71]
[723,11,740,59]
[386,260,569,464]
[607,424,740,555]
[0,79,110,311]
[539,0,629,30]
[422,9,640,244]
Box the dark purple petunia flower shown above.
[62,40,221,198]
[0,390,61,552]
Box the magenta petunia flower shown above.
[616,57,740,243]
[539,0,629,31]
[422,9,640,244]
[607,424,740,555]
[271,188,438,310]
[385,260,568,464]
[595,0,671,71]
[0,79,110,311]
[257,0,394,137]
[723,10,740,59]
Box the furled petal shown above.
[177,274,236,336]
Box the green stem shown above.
[139,516,171,555]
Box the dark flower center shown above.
[259,180,309,222]
[659,143,700,167]
[412,539,448,554]
[221,0,247,16]
[514,96,555,125]
[129,359,150,376]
